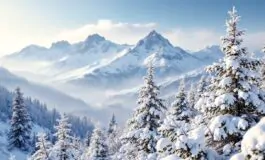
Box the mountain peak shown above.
[147,30,160,37]
[85,34,106,43]
[136,30,173,49]
[51,40,70,49]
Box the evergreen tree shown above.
[82,127,109,160]
[157,80,206,159]
[261,46,265,89]
[106,114,122,157]
[118,63,165,159]
[50,114,79,160]
[188,83,196,109]
[8,87,32,151]
[31,132,38,153]
[31,132,52,160]
[72,136,83,159]
[84,131,91,147]
[108,127,122,158]
[107,114,117,135]
[195,7,265,157]
[196,76,208,100]
[159,80,192,141]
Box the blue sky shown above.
[0,0,265,54]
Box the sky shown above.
[0,0,265,55]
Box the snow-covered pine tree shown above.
[195,7,265,157]
[108,127,122,158]
[107,114,122,157]
[84,131,91,147]
[8,87,32,151]
[50,114,79,160]
[261,46,265,89]
[107,114,117,136]
[158,80,191,141]
[31,132,52,160]
[188,83,196,109]
[157,80,206,159]
[196,76,208,100]
[118,63,165,159]
[82,127,109,160]
[72,136,83,159]
[230,117,265,160]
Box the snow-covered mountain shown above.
[68,31,205,88]
[48,34,129,74]
[2,31,221,89]
[191,45,223,64]
[2,34,129,76]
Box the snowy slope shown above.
[0,67,91,113]
[68,31,205,88]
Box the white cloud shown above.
[164,28,265,52]
[55,20,157,45]
[163,28,221,51]
[245,31,265,52]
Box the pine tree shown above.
[157,80,205,159]
[195,7,265,157]
[107,114,117,136]
[82,127,109,160]
[8,87,32,151]
[230,117,265,160]
[118,63,165,159]
[50,114,79,160]
[108,128,122,158]
[84,131,91,147]
[31,132,52,160]
[72,136,82,159]
[106,114,122,157]
[196,76,208,100]
[159,80,192,141]
[188,83,196,109]
[31,132,38,153]
[261,46,265,89]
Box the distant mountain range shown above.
[3,30,262,123]
[1,30,225,89]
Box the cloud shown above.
[56,20,157,45]
[245,31,265,51]
[163,28,222,51]
[164,28,265,52]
